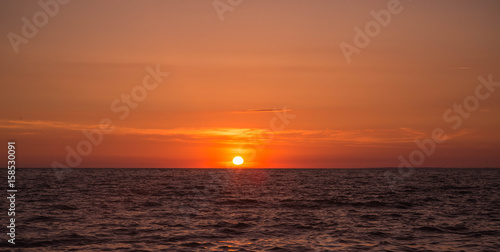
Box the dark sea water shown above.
[2,168,500,251]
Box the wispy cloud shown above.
[232,108,293,113]
[0,119,470,146]
[0,120,96,130]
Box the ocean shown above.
[2,168,499,251]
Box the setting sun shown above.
[232,156,244,166]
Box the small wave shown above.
[414,226,443,233]
[422,197,440,202]
[165,235,193,242]
[442,224,468,232]
[181,242,203,247]
[360,214,379,220]
[143,201,162,207]
[231,222,253,229]
[219,228,245,235]
[269,246,286,251]
[26,215,56,222]
[467,230,500,237]
[53,204,78,210]
[439,185,475,190]
[218,199,260,205]
[112,228,139,236]
[393,201,414,209]
[352,200,387,208]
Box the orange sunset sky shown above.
[1,0,500,168]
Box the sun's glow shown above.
[232,156,244,165]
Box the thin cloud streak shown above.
[232,109,294,113]
[0,119,470,146]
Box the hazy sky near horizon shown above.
[1,0,500,168]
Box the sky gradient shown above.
[1,0,500,168]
